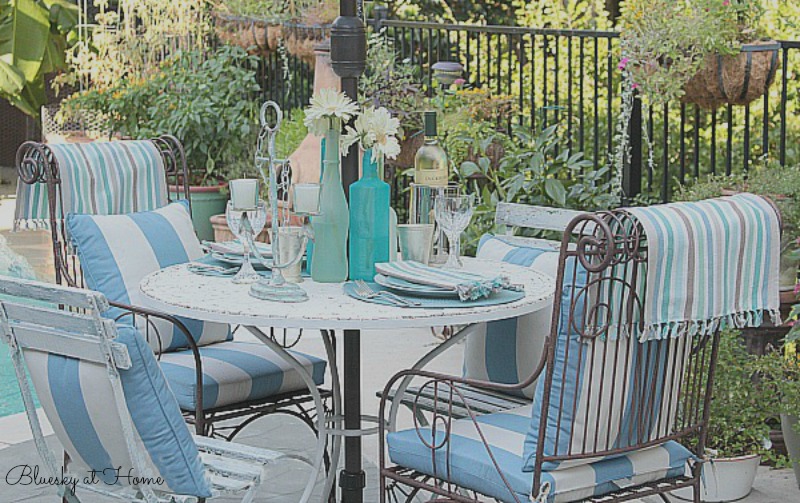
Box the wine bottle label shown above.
[415,169,449,187]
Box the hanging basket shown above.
[282,21,332,66]
[682,41,780,109]
[213,12,282,57]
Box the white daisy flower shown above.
[304,88,360,136]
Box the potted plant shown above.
[619,0,778,109]
[675,330,772,502]
[212,0,285,56]
[677,163,800,306]
[65,46,261,241]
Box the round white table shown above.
[139,258,555,502]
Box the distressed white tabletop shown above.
[139,258,555,330]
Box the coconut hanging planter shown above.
[213,12,282,57]
[682,40,780,109]
[282,21,331,67]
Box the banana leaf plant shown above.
[0,0,77,117]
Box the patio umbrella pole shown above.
[331,0,366,501]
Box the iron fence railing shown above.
[258,17,800,204]
[377,19,800,203]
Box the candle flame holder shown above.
[248,101,314,303]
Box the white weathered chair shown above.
[383,203,584,421]
[0,276,286,503]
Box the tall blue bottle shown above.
[348,148,390,280]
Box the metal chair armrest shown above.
[193,435,284,465]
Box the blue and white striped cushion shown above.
[159,341,327,410]
[522,259,694,472]
[462,235,560,399]
[66,201,232,352]
[24,324,211,497]
[387,404,692,503]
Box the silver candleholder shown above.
[248,101,320,303]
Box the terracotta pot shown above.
[682,41,780,110]
[210,207,304,244]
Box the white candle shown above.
[230,179,259,211]
[293,183,322,215]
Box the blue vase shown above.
[311,128,349,282]
[349,149,390,280]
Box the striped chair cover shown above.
[23,322,212,497]
[387,404,693,503]
[14,141,168,230]
[462,235,560,399]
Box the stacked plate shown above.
[202,240,274,268]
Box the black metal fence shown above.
[261,18,800,204]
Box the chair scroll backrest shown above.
[528,211,720,486]
[15,136,191,289]
[0,277,209,501]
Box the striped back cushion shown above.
[23,324,211,497]
[522,258,695,472]
[14,140,168,229]
[463,235,560,399]
[66,201,232,352]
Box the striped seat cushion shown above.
[159,340,327,410]
[66,201,232,353]
[24,324,211,497]
[387,405,692,503]
[463,235,560,399]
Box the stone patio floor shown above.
[0,181,797,502]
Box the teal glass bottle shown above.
[311,128,349,282]
[349,149,390,280]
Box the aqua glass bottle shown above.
[311,127,349,282]
[349,148,391,280]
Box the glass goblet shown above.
[226,200,267,284]
[434,194,474,269]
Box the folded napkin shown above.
[375,261,511,301]
[202,240,272,257]
[624,193,781,341]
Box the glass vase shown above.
[349,149,391,280]
[311,127,349,282]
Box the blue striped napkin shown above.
[374,261,511,301]
[624,193,781,341]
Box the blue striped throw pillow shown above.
[463,234,560,399]
[66,201,232,352]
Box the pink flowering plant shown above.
[619,0,766,105]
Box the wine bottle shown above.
[414,111,449,187]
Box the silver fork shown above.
[353,280,421,307]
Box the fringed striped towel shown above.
[14,141,168,230]
[625,193,781,341]
[375,261,511,301]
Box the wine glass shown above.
[226,200,267,284]
[434,194,474,269]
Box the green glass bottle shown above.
[349,149,390,280]
[311,128,349,282]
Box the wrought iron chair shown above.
[379,210,725,503]
[14,138,330,442]
[381,203,583,420]
[0,276,287,503]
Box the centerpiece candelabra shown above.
[248,101,321,303]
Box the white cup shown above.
[229,179,259,211]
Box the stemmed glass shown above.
[225,200,267,284]
[434,194,474,269]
